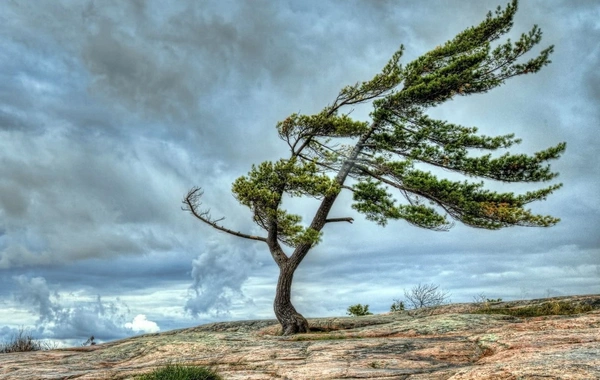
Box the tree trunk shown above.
[274,263,309,335]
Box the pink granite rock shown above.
[0,295,598,379]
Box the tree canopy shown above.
[184,0,564,335]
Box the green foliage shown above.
[278,112,370,140]
[375,0,553,112]
[347,304,373,317]
[185,0,565,334]
[352,178,451,229]
[260,0,562,236]
[189,0,563,247]
[231,158,338,247]
[136,364,222,380]
[390,299,405,312]
[474,301,593,317]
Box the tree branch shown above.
[267,218,290,267]
[288,122,380,269]
[182,187,267,242]
[325,217,354,224]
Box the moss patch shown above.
[474,301,593,317]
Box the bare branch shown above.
[404,283,451,309]
[325,217,354,224]
[182,187,267,242]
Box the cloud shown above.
[11,275,134,342]
[13,276,57,323]
[0,0,598,342]
[185,238,262,318]
[125,314,160,334]
[0,127,199,269]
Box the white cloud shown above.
[125,314,160,334]
[185,238,262,318]
[9,275,132,342]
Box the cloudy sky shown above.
[1,0,598,346]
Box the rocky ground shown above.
[0,294,598,379]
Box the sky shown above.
[1,0,598,346]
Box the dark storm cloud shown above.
[0,0,598,345]
[68,0,419,161]
[0,130,189,268]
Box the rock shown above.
[1,294,598,379]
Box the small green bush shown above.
[347,304,373,317]
[390,299,405,312]
[136,364,222,380]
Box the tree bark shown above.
[271,124,379,335]
[273,262,309,335]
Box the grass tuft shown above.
[136,364,223,380]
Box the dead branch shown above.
[182,187,267,242]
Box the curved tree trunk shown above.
[274,263,309,335]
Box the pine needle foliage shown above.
[189,0,563,243]
[347,304,373,317]
[184,0,564,334]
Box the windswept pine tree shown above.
[184,0,565,335]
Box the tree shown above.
[183,0,565,335]
[404,283,451,309]
[347,304,373,317]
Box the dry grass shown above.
[0,328,46,354]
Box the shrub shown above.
[0,328,44,354]
[347,304,373,317]
[390,299,405,312]
[404,283,450,309]
[473,293,502,307]
[136,364,223,380]
[473,293,486,305]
